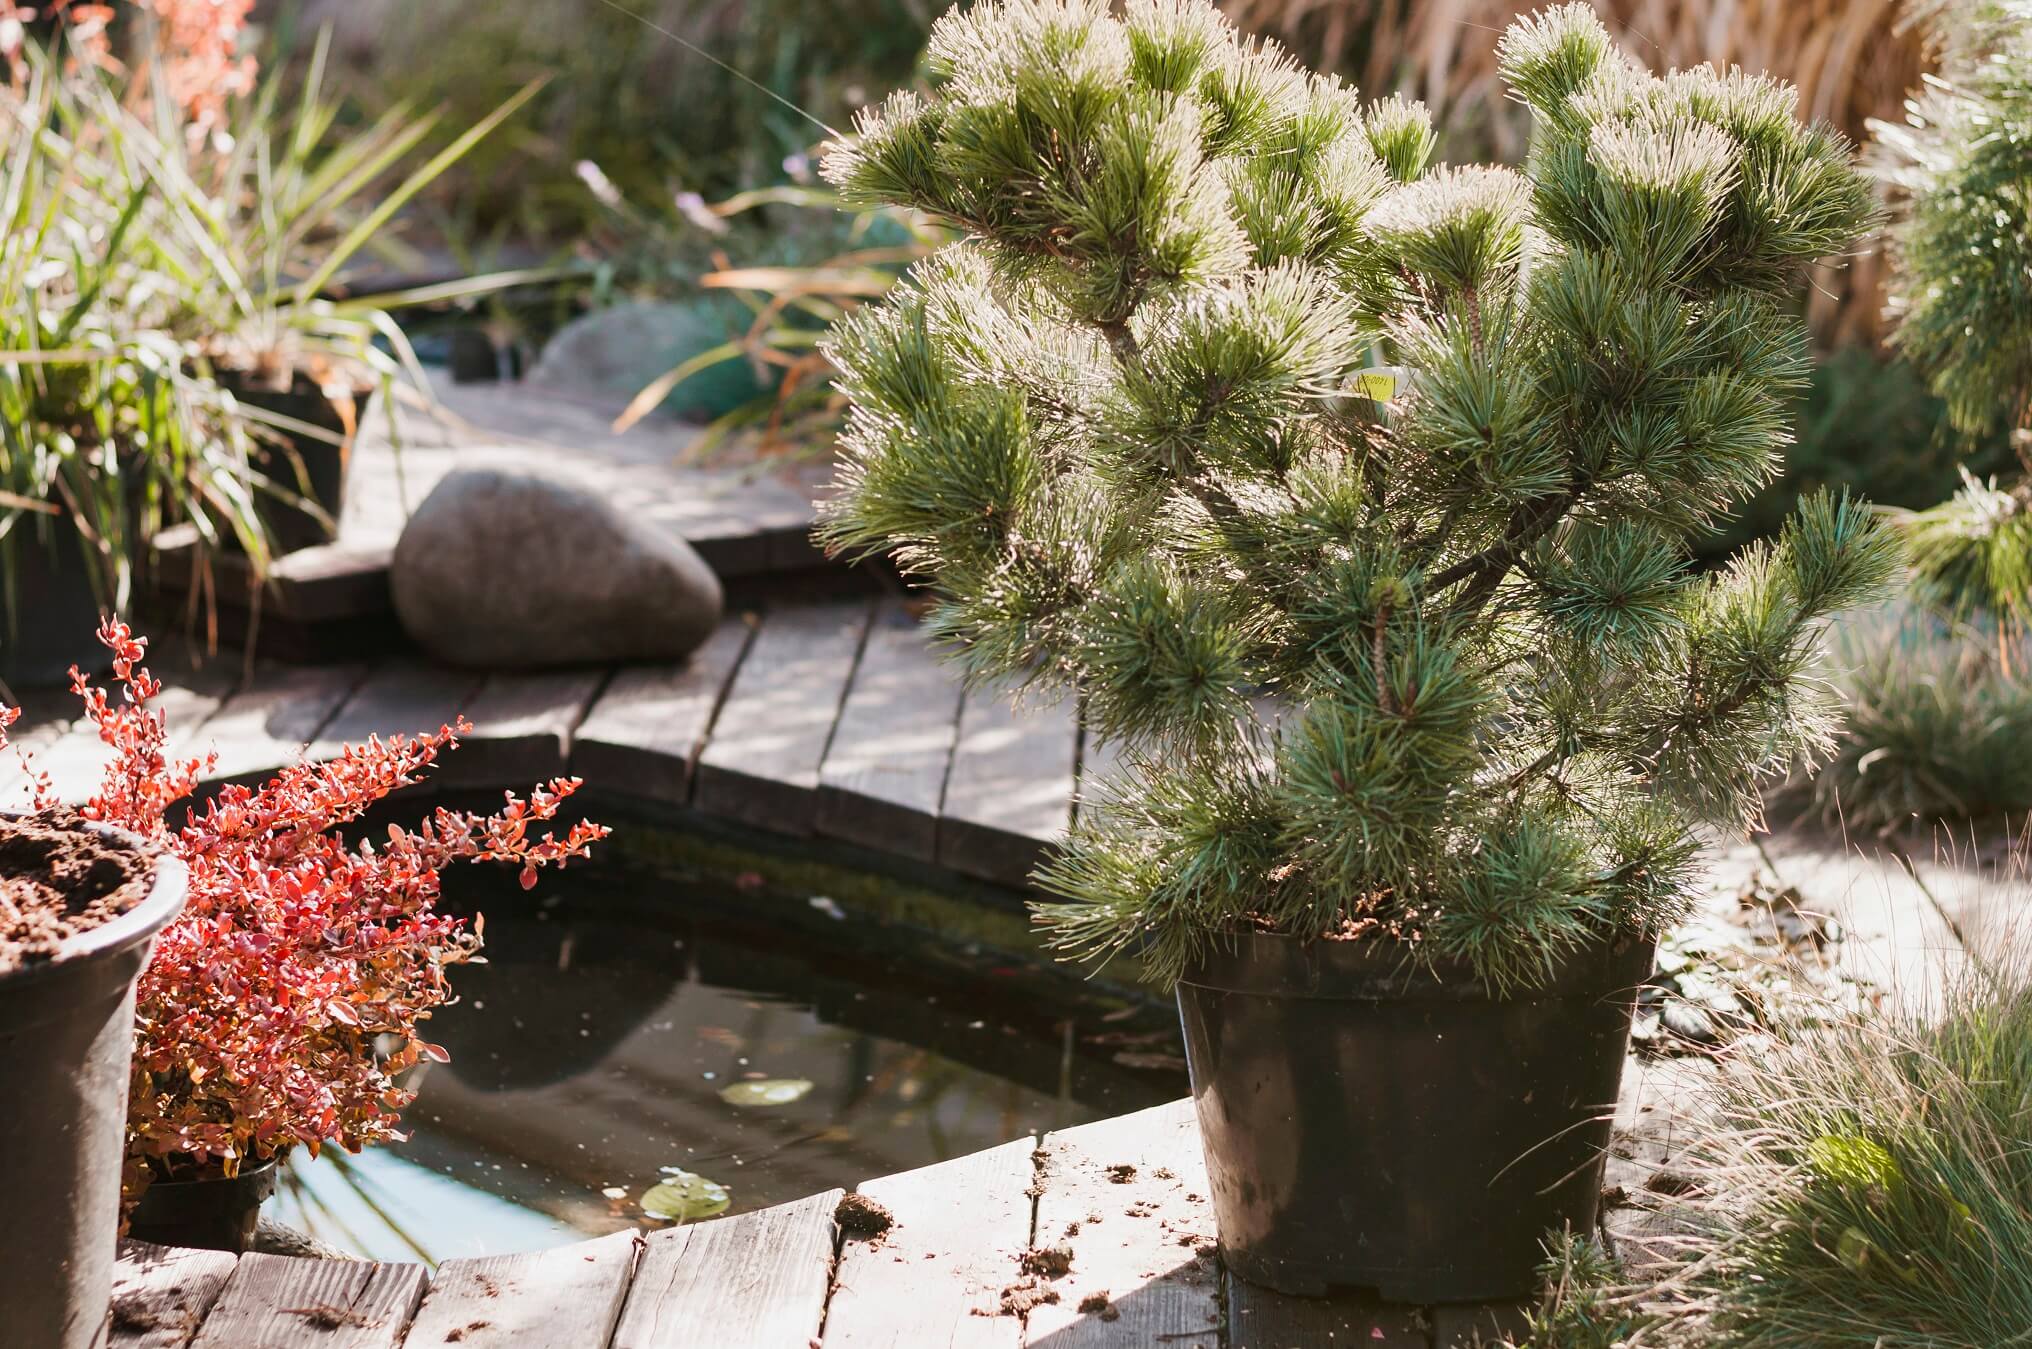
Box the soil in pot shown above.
[128,1158,281,1254]
[0,811,153,970]
[0,812,185,1349]
[1178,929,1652,1304]
[220,368,367,556]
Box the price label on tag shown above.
[1348,366,1410,402]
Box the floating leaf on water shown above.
[640,1170,731,1222]
[719,1078,814,1107]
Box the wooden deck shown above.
[111,1098,1551,1349]
[4,595,1078,893]
[156,377,838,637]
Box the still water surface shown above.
[265,878,1182,1261]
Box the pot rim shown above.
[0,814,187,990]
[143,1154,282,1190]
[1178,924,1655,1002]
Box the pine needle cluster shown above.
[1877,0,2032,631]
[819,0,1896,989]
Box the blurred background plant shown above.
[0,53,265,676]
[1875,0,2032,638]
[1779,601,2032,835]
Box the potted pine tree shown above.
[818,0,1896,1302]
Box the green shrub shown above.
[1784,602,2032,834]
[1877,0,2032,630]
[818,0,1895,989]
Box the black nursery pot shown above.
[1177,929,1654,1304]
[0,515,107,689]
[220,369,363,555]
[127,1158,280,1254]
[0,825,186,1349]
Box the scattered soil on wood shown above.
[1106,1163,1137,1184]
[983,1277,1060,1316]
[110,1296,195,1335]
[1020,1244,1074,1278]
[835,1192,896,1241]
[446,1322,492,1343]
[284,1303,375,1330]
[0,811,153,974]
[1078,1291,1121,1320]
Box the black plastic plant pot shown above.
[219,369,364,556]
[0,515,107,689]
[0,824,186,1349]
[127,1157,280,1254]
[1177,929,1654,1304]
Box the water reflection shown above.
[266,874,1182,1261]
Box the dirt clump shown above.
[835,1192,897,1239]
[0,811,153,974]
[1077,1291,1120,1320]
[1020,1244,1074,1278]
[987,1277,1061,1316]
[1106,1163,1136,1184]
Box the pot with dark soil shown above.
[815,0,1894,1306]
[219,368,371,555]
[0,811,186,1349]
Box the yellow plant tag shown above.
[1349,367,1407,402]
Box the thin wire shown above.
[589,0,844,138]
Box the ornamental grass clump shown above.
[2,621,608,1202]
[819,0,1897,989]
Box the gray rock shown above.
[527,300,770,421]
[253,1216,355,1260]
[391,466,723,669]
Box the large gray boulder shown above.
[391,466,723,669]
[526,300,771,421]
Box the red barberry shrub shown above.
[2,621,607,1203]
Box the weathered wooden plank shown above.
[194,663,367,787]
[692,600,872,836]
[824,1137,1035,1347]
[1225,1276,1428,1349]
[815,599,963,862]
[939,686,1078,888]
[1763,833,1968,1014]
[401,1229,641,1349]
[110,1241,241,1349]
[1025,1099,1220,1349]
[189,1253,429,1349]
[610,1189,842,1349]
[1904,833,2031,955]
[307,663,483,764]
[434,669,607,791]
[0,675,234,810]
[571,616,756,806]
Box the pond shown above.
[264,867,1185,1262]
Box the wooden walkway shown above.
[156,378,837,637]
[112,1098,1557,1349]
[5,596,1078,893]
